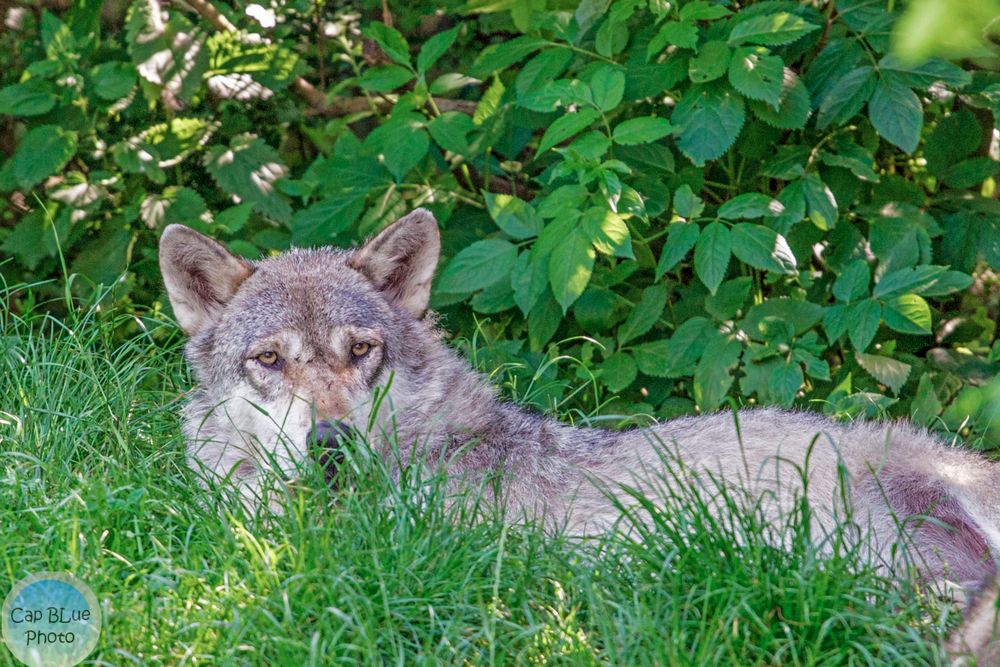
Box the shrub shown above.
[2,0,1000,443]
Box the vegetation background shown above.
[3,0,1000,662]
[4,0,1000,440]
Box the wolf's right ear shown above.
[159,224,255,335]
[349,208,440,318]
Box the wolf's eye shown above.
[257,351,280,366]
[351,342,371,358]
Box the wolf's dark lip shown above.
[310,419,354,487]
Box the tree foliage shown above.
[3,0,1000,444]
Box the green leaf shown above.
[672,83,746,166]
[705,277,752,320]
[474,76,505,125]
[694,221,731,294]
[596,17,629,57]
[728,46,783,107]
[873,265,945,299]
[920,270,974,297]
[612,117,673,145]
[823,304,849,342]
[730,223,797,274]
[590,65,626,111]
[528,290,562,351]
[833,260,870,303]
[768,361,804,407]
[290,193,366,245]
[0,79,56,116]
[681,1,731,21]
[428,111,473,154]
[816,66,877,129]
[911,372,943,425]
[819,138,879,182]
[847,299,882,352]
[574,286,620,330]
[647,20,698,58]
[619,284,668,344]
[417,25,460,74]
[537,185,589,219]
[469,35,547,77]
[878,54,972,89]
[362,23,411,67]
[359,65,414,92]
[802,174,838,230]
[69,226,133,286]
[856,352,911,394]
[512,251,548,315]
[11,124,78,189]
[883,293,932,335]
[694,332,742,410]
[518,79,590,113]
[207,31,300,92]
[869,75,922,153]
[664,316,713,377]
[728,12,820,46]
[140,186,208,228]
[601,352,638,392]
[689,41,731,83]
[90,62,137,100]
[940,157,1000,188]
[582,208,633,258]
[365,115,430,181]
[749,69,811,129]
[673,184,705,218]
[743,298,824,338]
[549,228,596,312]
[204,134,291,223]
[718,193,783,219]
[537,108,600,154]
[656,222,700,279]
[633,340,672,377]
[429,72,480,94]
[515,49,574,103]
[485,192,543,239]
[438,239,518,293]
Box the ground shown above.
[0,295,956,666]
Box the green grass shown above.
[0,285,958,665]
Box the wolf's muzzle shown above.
[309,419,353,486]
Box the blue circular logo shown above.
[2,572,101,667]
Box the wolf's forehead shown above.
[231,264,388,333]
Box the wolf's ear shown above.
[349,208,440,318]
[159,224,255,335]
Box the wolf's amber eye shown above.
[351,342,371,358]
[257,351,280,366]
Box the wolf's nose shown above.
[309,419,352,485]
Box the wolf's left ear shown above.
[349,208,440,318]
[159,224,255,335]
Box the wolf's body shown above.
[160,209,1000,612]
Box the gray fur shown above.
[161,209,1000,612]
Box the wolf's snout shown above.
[310,419,352,485]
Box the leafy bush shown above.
[3,0,1000,444]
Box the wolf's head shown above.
[159,209,440,489]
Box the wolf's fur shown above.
[948,581,1000,664]
[161,209,1000,608]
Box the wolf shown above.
[160,208,1000,606]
